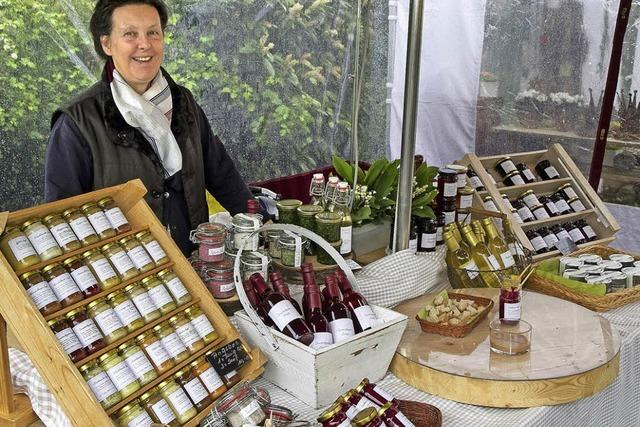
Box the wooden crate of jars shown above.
[0,179,266,426]
[455,143,620,262]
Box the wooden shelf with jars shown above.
[456,143,620,262]
[0,179,266,426]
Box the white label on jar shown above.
[148,284,174,309]
[543,234,559,249]
[145,340,171,366]
[208,245,225,256]
[530,236,547,251]
[87,211,112,235]
[563,187,578,199]
[556,230,571,242]
[510,174,525,186]
[27,281,58,309]
[132,292,157,316]
[69,216,96,241]
[408,238,417,252]
[267,300,303,331]
[310,332,333,350]
[353,305,378,330]
[90,258,118,283]
[340,225,352,254]
[498,160,517,175]
[355,396,379,411]
[143,240,167,262]
[462,260,480,280]
[124,350,155,379]
[346,405,359,420]
[487,255,501,270]
[55,328,83,354]
[436,226,443,243]
[545,201,559,215]
[219,282,235,292]
[469,175,483,189]
[127,411,154,427]
[396,412,416,427]
[151,398,176,424]
[444,211,456,225]
[109,250,136,275]
[456,174,466,188]
[443,182,457,197]
[517,206,534,221]
[501,198,514,210]
[235,232,259,251]
[184,377,209,404]
[500,251,516,268]
[113,299,142,326]
[167,388,194,415]
[94,308,124,336]
[570,200,586,212]
[69,266,99,293]
[106,360,137,391]
[509,243,524,257]
[26,226,59,255]
[72,319,103,347]
[127,246,153,270]
[239,400,262,420]
[460,194,473,209]
[329,317,355,343]
[569,228,585,242]
[522,194,539,208]
[512,211,523,224]
[420,233,436,249]
[373,385,395,402]
[7,235,37,261]
[49,273,81,301]
[191,314,215,338]
[165,277,189,300]
[545,165,560,179]
[555,199,570,213]
[49,222,78,247]
[533,207,549,220]
[483,200,498,212]
[86,371,118,404]
[503,302,521,321]
[200,367,225,393]
[582,225,596,239]
[523,169,536,182]
[176,322,201,347]
[104,207,128,229]
[161,332,187,358]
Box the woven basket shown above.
[398,399,442,427]
[415,293,494,338]
[527,245,640,312]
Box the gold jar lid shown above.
[117,402,137,417]
[140,276,157,286]
[189,359,201,369]
[117,341,133,352]
[98,350,117,363]
[118,236,134,245]
[135,332,149,342]
[42,213,61,223]
[152,324,165,333]
[61,208,78,218]
[168,315,179,324]
[81,202,98,211]
[352,407,378,426]
[157,380,174,393]
[518,189,535,199]
[78,362,95,374]
[106,291,121,300]
[19,271,40,281]
[97,197,114,207]
[21,218,42,230]
[354,378,370,393]
[458,185,474,195]
[134,230,151,240]
[62,256,81,267]
[174,369,186,378]
[139,391,154,402]
[567,197,581,203]
[81,249,96,258]
[494,156,513,168]
[47,317,61,327]
[378,402,393,417]
[482,195,494,202]
[317,403,343,423]
[123,284,137,293]
[156,269,171,278]
[100,242,116,252]
[42,263,61,274]
[87,298,105,310]
[530,203,545,210]
[504,170,521,179]
[66,308,82,318]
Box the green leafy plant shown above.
[332,155,438,225]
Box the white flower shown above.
[10,52,17,60]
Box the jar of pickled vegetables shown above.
[174,368,213,411]
[107,290,145,333]
[158,379,197,424]
[140,389,179,427]
[124,283,161,323]
[0,226,40,269]
[119,236,155,273]
[79,361,121,409]
[97,197,132,234]
[87,298,127,344]
[66,307,106,355]
[135,332,175,374]
[116,401,154,427]
[82,249,121,289]
[98,350,141,398]
[81,202,116,239]
[21,218,62,261]
[190,357,227,400]
[63,208,99,245]
[142,276,176,315]
[42,263,84,307]
[185,306,218,344]
[48,317,87,363]
[135,231,169,265]
[169,313,204,353]
[20,271,61,315]
[153,322,189,363]
[102,242,138,280]
[43,213,81,253]
[117,341,158,386]
[62,256,101,297]
[157,269,192,305]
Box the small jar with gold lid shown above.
[98,350,140,398]
[124,283,161,323]
[135,332,175,373]
[81,202,116,239]
[168,313,204,353]
[351,407,383,427]
[82,249,121,289]
[42,213,81,253]
[62,208,99,245]
[174,368,213,411]
[0,226,40,269]
[66,307,106,354]
[21,218,62,261]
[158,379,197,424]
[87,298,127,344]
[107,290,145,333]
[116,400,154,427]
[185,306,218,344]
[135,230,169,265]
[119,236,155,273]
[101,242,138,281]
[117,340,157,386]
[157,269,192,306]
[20,270,61,315]
[139,389,179,426]
[153,322,189,363]
[78,361,121,409]
[62,256,101,297]
[190,357,227,399]
[42,263,84,307]
[142,275,176,315]
[97,197,132,234]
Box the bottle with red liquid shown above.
[321,284,333,315]
[243,279,274,327]
[300,263,319,320]
[324,276,355,343]
[335,270,378,333]
[250,273,314,344]
[499,275,521,325]
[306,288,333,350]
[269,271,302,314]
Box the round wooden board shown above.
[389,288,621,408]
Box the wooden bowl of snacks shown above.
[416,290,494,338]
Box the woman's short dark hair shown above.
[90,0,169,60]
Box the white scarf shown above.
[110,69,182,177]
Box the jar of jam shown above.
[334,391,359,419]
[0,226,40,269]
[21,271,61,315]
[63,256,101,297]
[157,269,192,305]
[441,199,457,225]
[82,249,121,289]
[190,357,227,399]
[539,227,559,250]
[81,202,116,239]
[435,212,445,246]
[445,164,468,189]
[102,242,138,280]
[577,219,597,242]
[107,290,145,333]
[494,156,518,177]
[535,159,560,180]
[355,378,396,406]
[566,222,587,245]
[159,379,197,424]
[118,341,158,386]
[458,186,474,210]
[66,307,106,354]
[116,401,154,427]
[466,167,485,191]
[97,197,132,234]
[62,208,99,245]
[568,197,586,212]
[511,199,534,223]
[169,314,204,353]
[98,350,140,398]
[135,230,169,265]
[185,305,218,343]
[42,263,84,307]
[79,361,121,409]
[216,382,266,427]
[140,389,179,427]
[378,402,414,427]
[142,275,176,315]
[437,168,458,202]
[417,218,437,253]
[204,260,235,299]
[119,236,155,273]
[517,190,540,209]
[551,193,572,215]
[516,163,537,183]
[352,407,383,427]
[556,183,578,200]
[221,370,242,388]
[526,230,548,254]
[87,298,127,344]
[499,194,514,211]
[135,332,175,373]
[43,213,81,253]
[503,170,525,187]
[175,368,213,411]
[153,322,189,363]
[347,389,379,412]
[48,317,87,362]
[538,195,559,217]
[124,283,161,323]
[318,402,349,427]
[191,222,227,263]
[552,224,572,243]
[530,204,550,221]
[21,218,62,261]
[482,195,499,212]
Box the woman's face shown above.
[100,4,164,94]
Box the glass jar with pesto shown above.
[297,204,323,231]
[276,199,303,224]
[62,208,99,245]
[107,290,145,333]
[124,283,161,323]
[169,313,205,354]
[119,236,155,273]
[316,240,341,265]
[79,361,121,409]
[142,275,176,315]
[135,332,175,374]
[135,230,169,265]
[116,400,154,427]
[314,212,341,242]
[81,202,116,239]
[278,234,309,268]
[153,322,190,363]
[158,379,197,424]
[98,350,140,399]
[87,298,127,344]
[265,230,283,259]
[117,340,158,386]
[157,269,192,306]
[102,242,138,281]
[43,213,81,253]
[82,249,121,289]
[185,305,218,344]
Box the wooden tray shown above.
[415,293,494,338]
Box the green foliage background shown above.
[0,0,388,211]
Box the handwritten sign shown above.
[206,339,251,376]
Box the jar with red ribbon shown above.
[190,223,227,263]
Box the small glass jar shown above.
[42,263,84,307]
[276,199,303,224]
[417,218,437,253]
[116,401,154,427]
[135,332,175,373]
[530,204,550,221]
[102,242,138,280]
[190,357,227,400]
[191,222,227,262]
[81,202,116,239]
[142,275,176,315]
[0,226,40,270]
[437,168,458,199]
[21,271,61,315]
[503,170,525,187]
[539,227,559,250]
[352,407,383,427]
[21,218,63,261]
[297,204,323,231]
[48,317,87,362]
[355,378,396,406]
[526,230,548,254]
[314,212,341,242]
[556,183,579,201]
[153,322,190,363]
[135,230,169,265]
[566,222,587,245]
[79,361,121,409]
[169,313,204,353]
[62,256,101,297]
[119,236,155,273]
[43,213,82,253]
[185,306,218,344]
[550,193,571,215]
[157,269,192,305]
[107,290,145,333]
[466,167,485,191]
[517,190,540,209]
[318,402,349,427]
[378,402,413,427]
[87,298,127,344]
[118,341,158,386]
[512,199,535,223]
[98,350,140,398]
[216,382,266,427]
[265,230,283,259]
[140,390,179,427]
[204,259,235,299]
[82,249,121,289]
[232,214,261,251]
[66,307,106,355]
[538,195,560,217]
[158,379,197,424]
[97,197,132,234]
[568,197,586,212]
[240,250,271,282]
[278,234,309,267]
[552,224,572,243]
[482,196,499,212]
[494,157,518,177]
[458,186,474,210]
[577,219,598,241]
[446,164,468,189]
[316,240,341,265]
[500,194,514,211]
[62,208,99,245]
[124,283,161,323]
[516,163,537,183]
[174,368,213,411]
[535,159,560,180]
[510,208,524,224]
